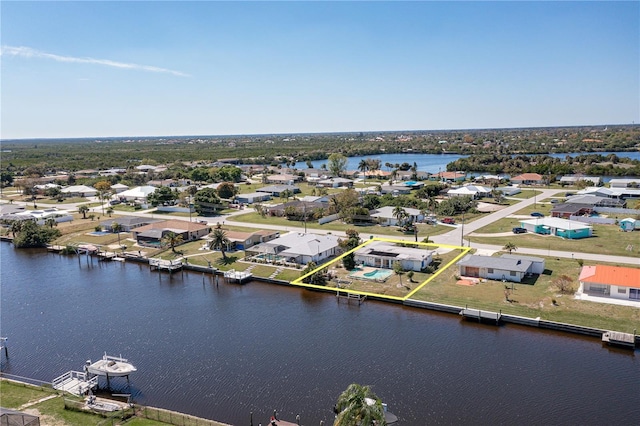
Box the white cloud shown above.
[1,45,190,77]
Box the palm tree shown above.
[358,159,369,183]
[161,231,183,253]
[78,205,89,219]
[334,383,386,426]
[392,206,407,227]
[503,242,517,254]
[10,220,23,237]
[111,221,123,248]
[209,228,230,259]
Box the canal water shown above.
[294,151,640,174]
[1,243,638,425]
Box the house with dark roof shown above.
[220,229,280,250]
[550,203,594,219]
[131,219,210,247]
[457,254,543,283]
[578,265,640,303]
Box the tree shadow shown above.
[216,255,238,266]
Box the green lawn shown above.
[468,219,640,258]
[412,255,640,331]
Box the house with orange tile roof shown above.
[430,171,466,182]
[510,173,544,185]
[578,265,640,303]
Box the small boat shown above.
[365,398,398,424]
[85,353,137,377]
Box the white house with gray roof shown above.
[354,241,433,272]
[457,254,544,283]
[370,206,424,226]
[246,232,340,265]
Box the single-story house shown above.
[576,186,640,200]
[510,173,544,185]
[256,185,301,197]
[430,171,466,182]
[619,217,639,232]
[316,177,354,188]
[354,241,433,272]
[519,217,593,239]
[578,265,640,302]
[297,195,330,204]
[131,219,210,247]
[608,178,640,188]
[99,216,164,232]
[118,185,157,202]
[551,203,594,219]
[457,254,537,283]
[60,185,99,198]
[110,183,129,193]
[447,185,492,199]
[13,208,74,226]
[267,174,302,184]
[370,206,424,226]
[396,170,429,181]
[474,175,504,184]
[559,175,602,186]
[496,186,521,196]
[246,232,341,265]
[499,254,545,275]
[379,184,412,195]
[564,195,625,208]
[266,200,327,217]
[235,192,272,204]
[220,229,280,250]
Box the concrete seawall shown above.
[404,299,639,346]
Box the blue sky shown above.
[1,1,638,139]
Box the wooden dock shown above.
[149,258,183,272]
[336,291,367,305]
[52,370,98,396]
[460,308,501,324]
[602,331,636,349]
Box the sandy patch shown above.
[476,202,507,212]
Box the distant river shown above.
[293,151,640,174]
[1,243,638,425]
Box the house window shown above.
[510,271,516,276]
[617,288,627,294]
[589,284,608,294]
[488,268,494,274]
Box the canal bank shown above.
[3,243,639,425]
[62,248,640,348]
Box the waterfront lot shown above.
[412,256,640,332]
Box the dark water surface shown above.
[1,244,638,425]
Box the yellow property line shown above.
[292,237,471,301]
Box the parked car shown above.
[565,192,575,197]
[530,212,544,217]
[550,199,560,204]
[442,217,456,224]
[512,227,527,234]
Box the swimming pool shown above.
[404,181,418,186]
[88,231,111,236]
[349,267,393,281]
